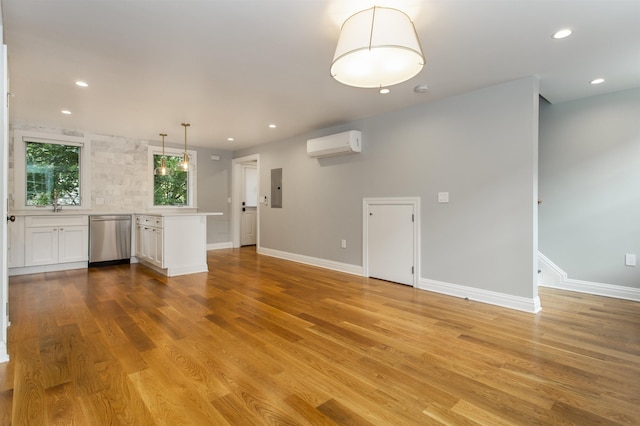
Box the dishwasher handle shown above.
[90,216,131,222]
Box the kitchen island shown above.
[134,212,222,277]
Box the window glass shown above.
[25,141,80,206]
[153,154,189,206]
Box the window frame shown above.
[147,145,197,209]
[13,131,91,211]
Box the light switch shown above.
[438,192,449,203]
[625,254,636,266]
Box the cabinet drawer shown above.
[136,215,163,228]
[25,215,88,227]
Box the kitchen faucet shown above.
[52,189,62,212]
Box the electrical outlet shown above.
[341,239,347,249]
[625,254,636,266]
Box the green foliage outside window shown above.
[153,154,188,206]
[25,141,80,206]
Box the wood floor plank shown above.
[44,381,86,425]
[0,389,13,426]
[11,338,46,425]
[4,247,639,425]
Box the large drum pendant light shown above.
[330,6,425,88]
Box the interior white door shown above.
[240,207,256,246]
[367,203,414,285]
[240,164,257,246]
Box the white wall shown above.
[236,77,540,302]
[539,89,640,289]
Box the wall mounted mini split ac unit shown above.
[306,130,361,158]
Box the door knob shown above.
[7,215,16,222]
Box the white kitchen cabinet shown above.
[23,215,89,267]
[25,226,58,266]
[134,214,207,277]
[135,215,163,267]
[59,226,90,263]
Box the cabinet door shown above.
[153,228,163,267]
[135,224,144,258]
[141,226,154,262]
[58,226,88,263]
[25,227,58,266]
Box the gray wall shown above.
[539,89,640,288]
[237,77,540,299]
[195,147,232,244]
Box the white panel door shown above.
[368,204,414,285]
[240,164,257,246]
[241,208,257,246]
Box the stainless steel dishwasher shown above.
[89,215,132,266]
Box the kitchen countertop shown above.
[10,210,224,217]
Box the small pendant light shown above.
[179,123,190,171]
[154,133,172,176]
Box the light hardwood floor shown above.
[1,247,638,425]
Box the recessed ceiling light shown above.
[413,84,429,93]
[227,137,234,142]
[61,110,72,115]
[379,88,390,94]
[590,78,605,85]
[552,29,572,39]
[268,124,277,128]
[75,81,88,87]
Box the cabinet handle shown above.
[60,228,64,231]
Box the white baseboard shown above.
[207,242,233,250]
[257,246,363,276]
[418,278,542,313]
[538,252,640,302]
[256,246,541,313]
[9,261,88,276]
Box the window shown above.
[25,141,80,206]
[13,131,90,210]
[149,147,197,208]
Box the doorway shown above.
[363,197,420,287]
[231,154,260,249]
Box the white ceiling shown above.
[2,0,639,150]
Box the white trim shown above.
[12,130,91,211]
[147,146,197,209]
[258,246,363,276]
[207,242,233,250]
[538,252,640,302]
[1,45,8,364]
[0,341,8,363]
[9,261,87,276]
[362,197,420,287]
[231,154,260,248]
[419,277,542,313]
[137,259,208,277]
